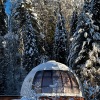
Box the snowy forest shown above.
[0,0,100,100]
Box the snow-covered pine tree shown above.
[91,0,100,33]
[32,0,57,61]
[2,0,27,95]
[68,0,100,99]
[11,0,40,72]
[70,8,78,38]
[3,12,23,95]
[0,0,7,36]
[11,0,26,66]
[83,0,91,12]
[22,1,40,72]
[53,7,68,64]
[0,0,7,95]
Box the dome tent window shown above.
[32,70,80,94]
[21,61,85,100]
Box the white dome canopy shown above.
[21,61,84,98]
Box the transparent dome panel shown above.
[32,70,80,94]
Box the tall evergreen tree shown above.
[83,0,91,12]
[2,0,27,95]
[11,0,26,67]
[68,0,100,99]
[0,0,7,95]
[11,0,40,72]
[0,0,7,36]
[53,9,68,64]
[70,9,78,38]
[22,1,40,72]
[3,9,24,95]
[91,0,100,33]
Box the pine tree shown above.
[83,0,91,12]
[91,0,100,33]
[3,13,23,95]
[0,0,7,95]
[22,1,40,72]
[68,0,100,99]
[0,0,7,36]
[53,10,68,64]
[11,0,26,66]
[70,9,78,38]
[3,0,27,95]
[33,0,57,60]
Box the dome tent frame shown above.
[21,61,85,100]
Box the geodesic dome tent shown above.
[21,61,84,100]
